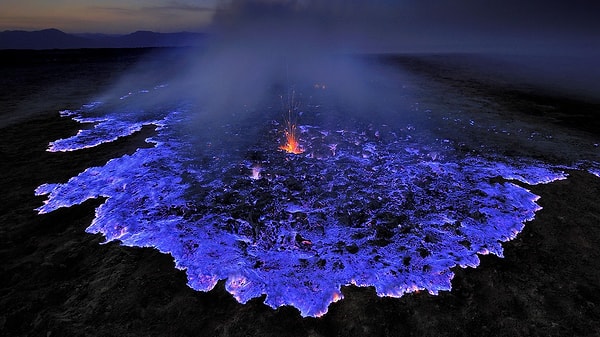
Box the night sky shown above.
[1,0,598,52]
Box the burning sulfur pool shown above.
[35,84,598,317]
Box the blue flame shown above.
[35,85,597,317]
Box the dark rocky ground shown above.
[1,49,599,336]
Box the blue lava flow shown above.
[35,86,597,317]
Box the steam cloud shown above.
[182,0,410,124]
[96,0,414,141]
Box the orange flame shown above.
[279,89,304,154]
[280,121,304,154]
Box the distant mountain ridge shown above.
[0,28,206,50]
